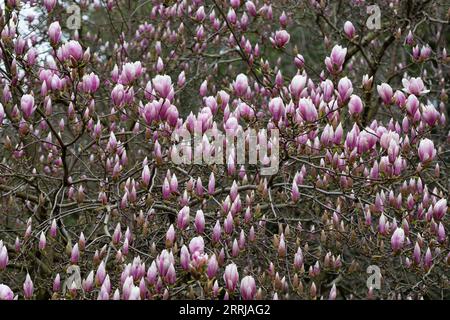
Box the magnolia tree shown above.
[0,0,449,300]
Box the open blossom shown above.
[418,138,436,163]
[271,30,290,48]
[325,45,347,73]
[402,77,429,96]
[152,75,173,99]
[240,276,257,300]
[119,61,143,85]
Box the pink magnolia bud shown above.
[189,236,204,256]
[162,177,171,200]
[180,245,190,271]
[348,94,363,116]
[95,261,106,286]
[207,254,218,279]
[199,80,208,97]
[337,77,353,102]
[0,103,4,124]
[48,21,61,45]
[20,94,35,119]
[421,104,439,126]
[240,275,257,300]
[294,54,305,69]
[0,284,14,300]
[23,273,34,299]
[224,212,234,234]
[39,231,46,251]
[212,220,221,243]
[165,263,176,285]
[208,172,215,195]
[424,247,432,270]
[195,177,204,197]
[418,138,436,163]
[49,219,57,238]
[343,21,355,38]
[0,242,8,270]
[83,271,94,293]
[223,263,239,292]
[166,224,175,247]
[269,97,285,122]
[299,98,318,122]
[278,234,287,257]
[195,210,205,234]
[437,222,446,243]
[289,74,307,99]
[377,83,393,105]
[177,206,190,230]
[391,227,405,252]
[245,1,257,17]
[413,242,421,265]
[44,0,57,13]
[329,283,337,300]
[70,243,80,264]
[67,40,84,61]
[79,232,86,251]
[53,274,61,292]
[142,165,151,187]
[112,223,121,245]
[170,174,178,193]
[433,199,447,220]
[233,74,248,97]
[291,180,300,203]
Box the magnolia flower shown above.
[391,227,405,252]
[233,74,248,97]
[23,273,34,299]
[377,83,393,105]
[418,138,436,163]
[402,77,429,96]
[0,284,14,300]
[271,30,290,48]
[343,21,355,38]
[48,21,61,44]
[240,276,257,300]
[152,75,173,99]
[348,94,363,116]
[21,94,35,119]
[223,263,239,292]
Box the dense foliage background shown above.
[0,0,449,300]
